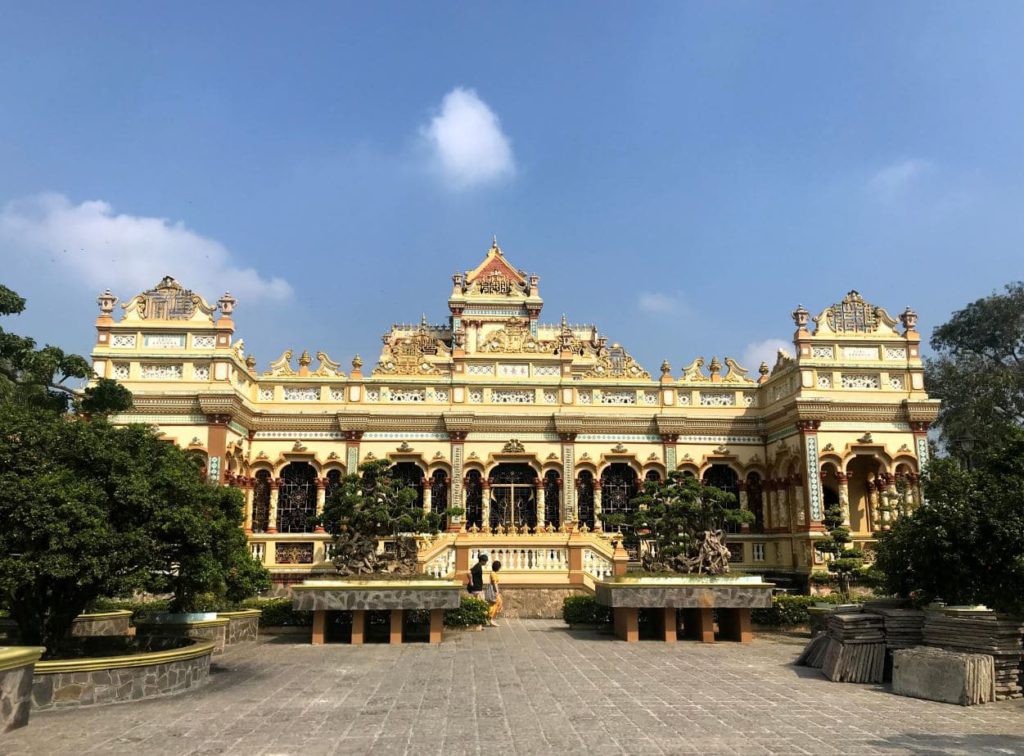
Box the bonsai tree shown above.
[316,459,440,575]
[626,472,753,574]
[814,496,863,595]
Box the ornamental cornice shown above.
[552,414,587,435]
[442,412,475,434]
[902,399,941,424]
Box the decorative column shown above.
[906,473,919,509]
[560,433,577,528]
[267,479,281,534]
[449,431,466,530]
[344,430,363,474]
[911,421,931,505]
[534,478,546,529]
[796,419,825,531]
[737,481,750,533]
[779,479,791,529]
[314,478,327,533]
[867,479,881,532]
[836,472,850,527]
[763,480,775,531]
[205,413,230,484]
[422,478,432,514]
[661,434,678,472]
[593,479,603,531]
[480,480,491,531]
[243,476,254,534]
[883,473,898,529]
[792,473,807,528]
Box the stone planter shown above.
[594,575,775,643]
[31,640,214,710]
[70,610,133,637]
[135,617,229,654]
[1,646,44,732]
[291,579,463,645]
[218,610,261,645]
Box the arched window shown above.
[645,470,662,483]
[601,463,639,522]
[577,471,595,530]
[465,470,483,529]
[703,464,740,533]
[746,472,764,533]
[543,470,561,529]
[489,464,536,530]
[278,462,318,533]
[390,462,425,508]
[252,470,271,533]
[325,468,343,499]
[430,470,449,527]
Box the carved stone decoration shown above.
[122,277,214,321]
[712,444,730,455]
[582,343,651,380]
[256,451,268,460]
[722,358,755,384]
[857,432,874,443]
[478,322,555,354]
[900,306,918,332]
[611,443,628,453]
[680,357,708,382]
[217,292,237,317]
[822,443,835,452]
[96,289,117,315]
[641,529,733,575]
[245,354,257,371]
[264,350,295,376]
[327,451,340,460]
[292,440,307,452]
[188,436,203,447]
[546,452,559,461]
[396,441,414,452]
[792,304,810,329]
[502,438,526,453]
[374,317,451,376]
[313,351,344,377]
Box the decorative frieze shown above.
[283,387,319,402]
[468,389,483,403]
[329,388,345,401]
[884,346,908,360]
[642,391,658,406]
[193,364,210,381]
[699,391,735,407]
[365,389,380,402]
[578,391,592,405]
[192,335,217,349]
[497,364,529,377]
[111,334,136,348]
[843,346,879,360]
[259,387,274,401]
[817,374,832,389]
[113,363,130,380]
[253,431,344,440]
[811,345,834,359]
[533,365,560,377]
[434,389,450,403]
[889,376,904,390]
[492,389,533,404]
[387,388,425,402]
[143,334,186,349]
[600,390,636,405]
[840,373,880,390]
[543,390,558,403]
[141,363,183,379]
[467,364,495,376]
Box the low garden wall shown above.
[31,640,214,710]
[136,617,229,654]
[497,587,588,619]
[218,610,261,644]
[1,646,44,732]
[69,610,133,637]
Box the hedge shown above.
[241,597,313,627]
[751,593,864,627]
[443,596,490,627]
[88,597,171,625]
[562,595,612,626]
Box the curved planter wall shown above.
[1,647,44,732]
[136,618,229,654]
[218,610,261,645]
[31,640,215,710]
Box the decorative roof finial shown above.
[660,360,671,376]
[708,356,722,376]
[792,304,810,330]
[758,362,770,383]
[492,235,499,250]
[900,306,918,333]
[352,354,363,370]
[96,289,117,316]
[217,291,237,316]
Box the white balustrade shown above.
[469,546,568,572]
[250,542,266,564]
[582,548,613,579]
[423,547,456,578]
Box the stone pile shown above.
[820,613,887,683]
[869,607,926,651]
[922,611,1024,700]
[795,633,829,668]
[892,647,995,706]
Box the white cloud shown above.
[867,158,932,201]
[637,291,681,315]
[0,193,292,304]
[741,338,792,372]
[421,87,515,189]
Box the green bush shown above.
[240,597,312,627]
[88,597,171,625]
[751,593,863,627]
[562,595,612,626]
[443,596,489,627]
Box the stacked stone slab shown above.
[922,611,1024,700]
[865,606,925,651]
[892,647,995,706]
[820,613,887,683]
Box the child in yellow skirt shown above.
[486,560,503,627]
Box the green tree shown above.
[926,281,1024,458]
[317,459,440,575]
[814,497,863,595]
[875,430,1024,615]
[626,472,753,574]
[0,283,130,414]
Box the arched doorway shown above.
[601,463,639,527]
[430,470,449,528]
[465,470,483,529]
[543,470,561,529]
[577,471,595,530]
[252,469,271,533]
[279,462,318,533]
[703,464,740,533]
[390,462,424,508]
[488,463,537,530]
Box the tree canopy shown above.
[926,281,1024,457]
[875,429,1024,615]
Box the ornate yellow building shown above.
[90,240,937,590]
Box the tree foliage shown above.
[875,430,1024,615]
[626,472,753,574]
[814,495,863,595]
[317,459,441,575]
[926,281,1024,456]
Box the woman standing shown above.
[485,560,503,627]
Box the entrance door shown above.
[488,464,537,531]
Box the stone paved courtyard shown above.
[5,620,1024,755]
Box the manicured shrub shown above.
[443,596,489,627]
[751,593,863,627]
[241,597,312,627]
[562,595,612,626]
[88,597,171,625]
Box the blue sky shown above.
[2,3,1023,374]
